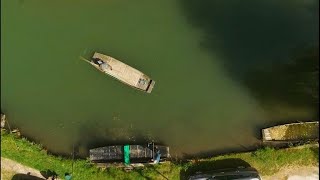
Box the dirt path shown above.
[262,166,319,180]
[1,157,44,179]
[1,157,62,180]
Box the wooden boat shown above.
[262,121,319,141]
[81,52,155,93]
[89,143,170,164]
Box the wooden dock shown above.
[262,121,319,141]
[84,52,155,93]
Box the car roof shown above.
[188,167,261,180]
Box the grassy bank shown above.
[1,130,319,179]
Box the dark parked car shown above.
[188,167,261,180]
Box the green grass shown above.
[206,145,319,175]
[1,130,319,179]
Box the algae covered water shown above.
[1,0,318,156]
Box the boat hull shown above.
[87,52,155,93]
[89,144,170,163]
[262,121,319,141]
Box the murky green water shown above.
[1,0,318,157]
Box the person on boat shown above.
[93,58,112,71]
[93,58,104,66]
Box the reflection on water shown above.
[1,0,318,157]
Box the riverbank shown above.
[1,130,319,179]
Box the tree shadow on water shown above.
[180,158,251,180]
[243,47,319,109]
[180,0,319,111]
[180,0,318,75]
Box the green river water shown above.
[1,0,318,157]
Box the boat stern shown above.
[262,129,272,141]
[146,80,156,93]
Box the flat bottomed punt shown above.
[83,52,155,93]
[262,121,319,141]
[90,144,170,163]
